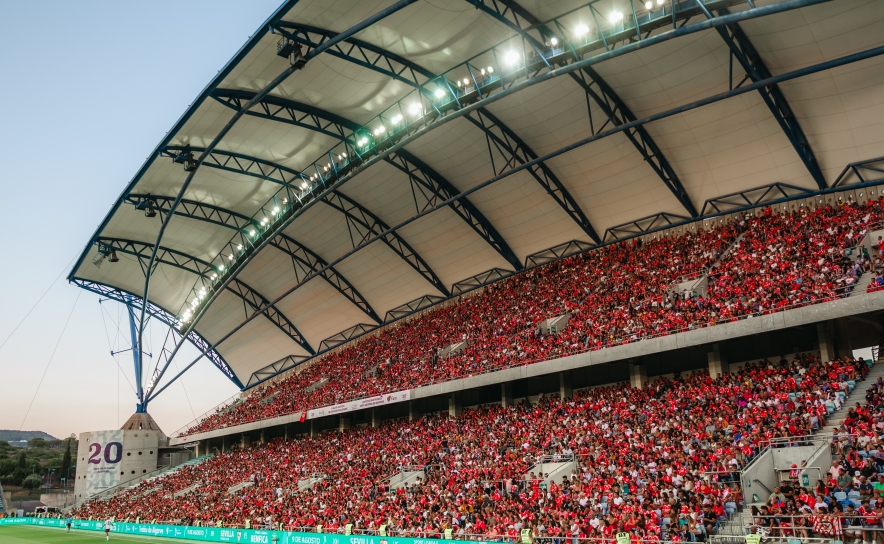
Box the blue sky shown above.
[0,0,283,439]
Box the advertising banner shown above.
[84,430,125,494]
[308,391,410,419]
[0,518,472,544]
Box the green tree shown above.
[21,474,42,490]
[18,451,26,469]
[60,442,72,483]
[27,437,46,449]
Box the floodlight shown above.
[273,207,279,214]
[487,66,494,73]
[228,254,233,261]
[391,114,403,124]
[575,24,589,36]
[145,202,157,218]
[550,37,558,46]
[645,0,652,8]
[456,80,462,87]
[504,50,520,65]
[609,12,624,23]
[218,264,225,271]
[409,102,422,115]
[301,182,308,189]
[249,230,256,237]
[108,250,119,263]
[657,0,665,5]
[463,78,470,86]
[434,88,446,99]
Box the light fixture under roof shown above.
[504,50,520,65]
[575,24,589,36]
[434,88,445,99]
[409,102,422,115]
[550,37,558,46]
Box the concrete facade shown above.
[169,291,884,448]
[707,343,729,377]
[73,430,161,503]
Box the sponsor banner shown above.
[0,518,471,544]
[308,391,410,419]
[84,430,125,494]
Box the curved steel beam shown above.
[71,278,242,388]
[707,6,826,189]
[96,237,314,355]
[322,190,449,296]
[139,0,420,404]
[211,89,523,270]
[465,0,698,217]
[272,21,601,242]
[144,0,834,403]
[125,193,381,325]
[158,147,450,295]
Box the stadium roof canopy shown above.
[69,0,884,404]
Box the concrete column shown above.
[501,383,513,408]
[628,363,648,389]
[559,372,573,400]
[241,434,251,449]
[707,343,729,378]
[408,401,417,422]
[309,420,318,438]
[371,408,380,428]
[448,393,462,417]
[195,442,201,457]
[222,436,229,453]
[339,416,351,432]
[284,424,291,441]
[259,429,266,445]
[817,322,834,363]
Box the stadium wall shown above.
[171,289,884,448]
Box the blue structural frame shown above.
[156,148,449,296]
[698,4,827,189]
[96,237,314,354]
[72,279,242,388]
[272,21,601,242]
[125,193,381,324]
[160,41,882,396]
[465,0,698,217]
[74,0,840,404]
[124,295,145,411]
[210,90,523,271]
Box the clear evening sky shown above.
[0,0,283,439]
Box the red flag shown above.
[299,411,307,423]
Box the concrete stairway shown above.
[820,360,884,434]
[714,360,882,540]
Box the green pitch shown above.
[0,525,193,543]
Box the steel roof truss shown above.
[97,237,314,354]
[71,278,241,387]
[126,193,381,324]
[270,23,601,243]
[321,191,449,296]
[467,0,698,217]
[210,92,522,271]
[702,5,826,189]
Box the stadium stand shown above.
[73,353,871,540]
[181,199,880,436]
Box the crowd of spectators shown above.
[182,197,883,437]
[75,353,870,542]
[746,357,884,543]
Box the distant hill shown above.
[0,430,56,442]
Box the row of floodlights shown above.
[352,7,677,143]
[177,198,296,327]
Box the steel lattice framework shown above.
[67,0,884,408]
